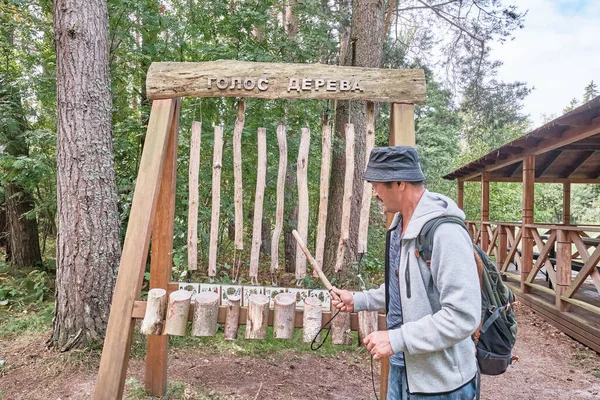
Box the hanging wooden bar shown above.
[358,310,378,346]
[273,293,296,339]
[187,121,201,271]
[164,289,192,336]
[233,101,245,250]
[208,126,224,278]
[250,128,267,280]
[270,124,287,273]
[246,294,270,339]
[315,124,332,270]
[224,294,241,340]
[357,102,376,255]
[303,297,323,343]
[140,288,167,335]
[295,127,311,280]
[335,123,355,272]
[191,291,220,337]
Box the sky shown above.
[489,0,600,127]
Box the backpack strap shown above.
[415,216,468,267]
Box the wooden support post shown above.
[563,182,571,225]
[457,180,464,210]
[555,230,572,312]
[303,297,323,343]
[273,293,296,339]
[145,101,179,396]
[380,103,415,398]
[295,127,310,280]
[315,124,332,272]
[208,126,224,278]
[224,295,241,340]
[250,128,267,280]
[335,123,355,272]
[187,121,201,271]
[270,124,287,273]
[94,99,176,400]
[233,100,245,251]
[498,224,508,271]
[481,173,490,253]
[521,155,535,293]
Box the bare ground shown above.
[1,304,600,399]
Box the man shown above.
[332,146,481,399]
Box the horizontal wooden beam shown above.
[146,61,426,103]
[465,176,600,184]
[560,151,594,178]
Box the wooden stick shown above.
[164,289,192,336]
[191,291,220,337]
[335,123,355,272]
[233,101,245,250]
[208,126,224,277]
[270,124,287,273]
[140,288,167,335]
[273,293,296,339]
[224,294,241,340]
[303,296,323,342]
[358,103,375,254]
[315,124,332,272]
[246,294,269,340]
[187,121,201,270]
[292,230,334,292]
[295,127,311,280]
[250,128,267,279]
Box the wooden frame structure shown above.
[94,61,425,399]
[445,96,600,353]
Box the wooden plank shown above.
[315,124,332,269]
[146,100,179,396]
[563,245,600,298]
[502,228,522,272]
[94,99,176,400]
[527,230,556,286]
[357,102,375,255]
[208,126,224,278]
[187,121,201,270]
[250,128,267,280]
[561,296,600,316]
[335,124,355,272]
[295,128,311,280]
[559,150,595,178]
[270,124,287,273]
[523,281,555,296]
[147,61,426,103]
[233,100,245,251]
[389,104,415,146]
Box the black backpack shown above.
[415,217,518,376]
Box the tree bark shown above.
[323,0,386,275]
[5,185,42,267]
[52,0,122,350]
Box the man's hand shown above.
[364,331,394,360]
[330,287,354,313]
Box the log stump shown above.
[224,294,241,340]
[273,293,296,339]
[303,296,322,343]
[358,310,378,346]
[191,291,220,337]
[164,289,192,336]
[140,288,167,335]
[245,294,269,340]
[331,309,352,345]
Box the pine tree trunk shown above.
[5,184,42,267]
[323,0,385,275]
[52,0,121,350]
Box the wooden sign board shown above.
[146,60,426,103]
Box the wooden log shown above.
[331,308,352,345]
[233,101,245,250]
[250,128,267,280]
[357,103,375,255]
[224,294,241,340]
[315,124,332,270]
[273,293,296,339]
[187,121,201,271]
[140,288,167,335]
[208,126,224,277]
[147,61,427,103]
[358,310,378,346]
[303,296,323,343]
[335,123,355,272]
[246,294,269,340]
[164,289,192,336]
[270,124,287,273]
[191,291,220,337]
[295,127,310,280]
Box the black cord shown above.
[370,355,379,400]
[310,307,340,351]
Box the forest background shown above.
[0,0,599,350]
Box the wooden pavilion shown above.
[444,96,600,352]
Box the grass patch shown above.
[0,301,54,339]
[125,378,232,400]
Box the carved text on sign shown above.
[208,77,269,91]
[206,77,364,93]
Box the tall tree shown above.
[583,80,598,103]
[51,0,121,350]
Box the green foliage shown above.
[0,301,54,338]
[0,262,52,307]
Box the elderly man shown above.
[332,146,481,400]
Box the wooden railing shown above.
[466,221,600,351]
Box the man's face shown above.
[371,181,402,214]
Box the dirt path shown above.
[1,304,599,399]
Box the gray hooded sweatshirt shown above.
[353,190,481,395]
